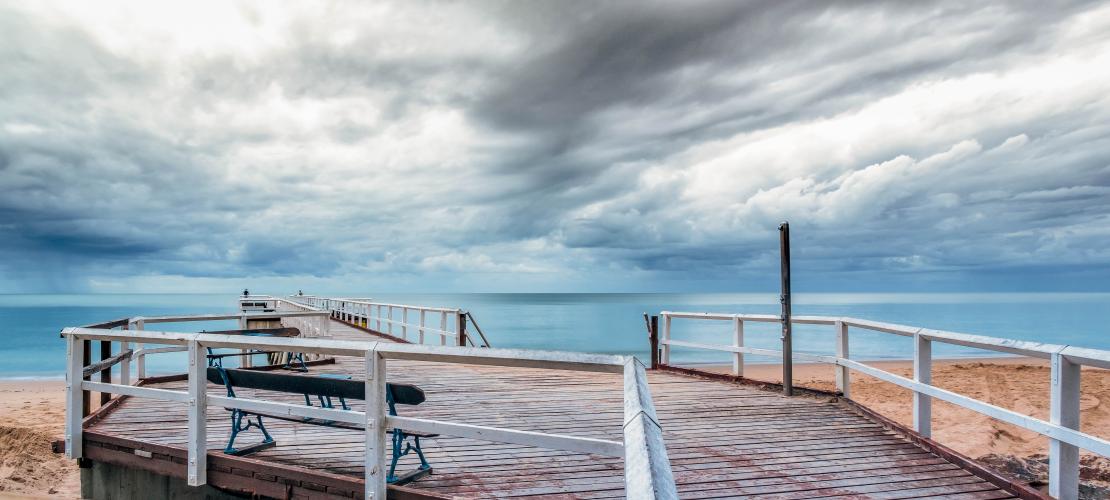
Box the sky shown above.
[1,1,1109,294]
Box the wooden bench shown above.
[206,366,435,485]
[203,327,309,371]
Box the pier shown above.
[60,295,1109,498]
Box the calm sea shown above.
[2,293,1108,379]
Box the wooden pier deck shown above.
[82,318,1028,499]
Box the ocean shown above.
[2,292,1108,379]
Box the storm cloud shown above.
[1,0,1109,292]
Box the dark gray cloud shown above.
[0,1,1109,292]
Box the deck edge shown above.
[82,430,450,499]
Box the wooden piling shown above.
[779,221,793,397]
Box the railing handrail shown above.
[658,311,1102,362]
[62,325,676,498]
[657,310,1108,499]
[294,294,492,348]
[132,310,329,324]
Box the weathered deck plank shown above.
[86,319,1022,498]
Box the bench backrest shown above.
[206,367,425,405]
[202,327,301,337]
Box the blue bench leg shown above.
[224,410,244,454]
[412,436,430,470]
[224,409,275,455]
[387,430,403,483]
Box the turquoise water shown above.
[2,293,1108,378]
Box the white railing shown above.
[125,308,332,378]
[658,311,1110,500]
[288,295,470,346]
[62,327,677,499]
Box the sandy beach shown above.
[0,380,79,498]
[3,359,1109,497]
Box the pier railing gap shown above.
[655,311,1108,499]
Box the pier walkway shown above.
[80,317,1025,499]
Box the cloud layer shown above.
[2,0,1110,292]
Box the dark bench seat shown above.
[206,366,435,485]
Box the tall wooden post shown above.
[647,315,659,370]
[457,311,468,347]
[779,222,793,396]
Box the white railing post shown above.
[64,330,84,459]
[913,332,932,437]
[1050,351,1081,499]
[419,310,426,344]
[401,307,408,340]
[238,314,251,368]
[835,320,850,398]
[661,314,671,365]
[440,311,448,345]
[387,306,394,335]
[135,319,146,380]
[376,305,382,331]
[186,338,207,486]
[732,316,744,377]
[364,346,387,499]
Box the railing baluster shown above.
[662,314,671,365]
[401,307,408,340]
[186,339,207,486]
[135,319,146,379]
[419,310,426,344]
[1050,351,1081,499]
[836,320,850,398]
[913,333,931,437]
[732,317,744,377]
[440,311,448,345]
[120,323,130,387]
[365,347,387,499]
[387,306,394,335]
[64,331,84,459]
